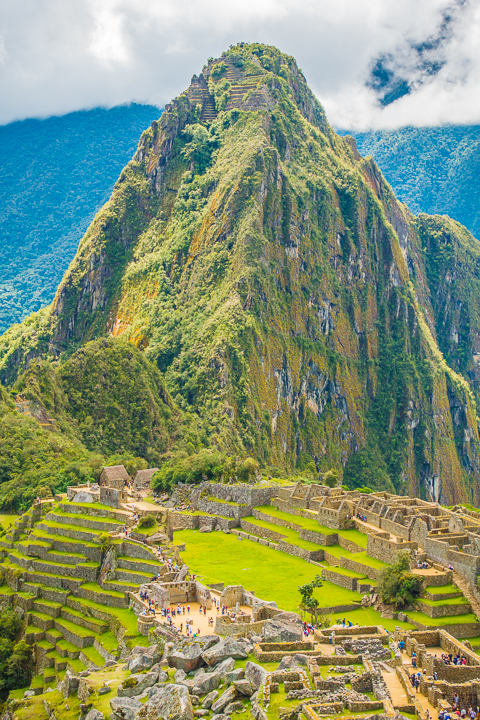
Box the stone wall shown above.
[366,534,416,564]
[416,599,471,618]
[204,483,283,507]
[240,519,286,542]
[321,567,360,591]
[277,540,324,562]
[100,486,128,508]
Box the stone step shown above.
[25,625,45,644]
[60,607,108,634]
[32,531,102,561]
[46,650,68,671]
[58,502,131,523]
[77,584,129,609]
[54,618,95,649]
[45,628,63,645]
[114,568,154,584]
[28,611,54,631]
[102,580,140,594]
[55,638,81,658]
[46,511,122,533]
[0,539,13,549]
[37,521,100,543]
[116,555,165,574]
[118,539,158,562]
[80,645,105,669]
[33,599,63,618]
[24,570,83,590]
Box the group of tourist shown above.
[356,513,368,522]
[439,702,480,719]
[441,653,468,666]
[302,621,315,637]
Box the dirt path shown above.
[381,664,409,706]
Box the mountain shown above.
[1,43,480,508]
[0,104,161,333]
[347,126,480,239]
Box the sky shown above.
[1,0,480,130]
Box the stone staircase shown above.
[0,500,166,695]
[452,571,480,619]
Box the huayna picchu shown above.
[2,43,480,511]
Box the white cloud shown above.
[0,0,478,129]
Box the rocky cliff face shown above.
[2,43,480,504]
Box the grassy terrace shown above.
[39,521,99,536]
[241,516,321,550]
[256,505,369,547]
[425,584,461,595]
[52,512,120,525]
[420,596,469,606]
[407,611,480,626]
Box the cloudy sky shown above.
[1,0,479,130]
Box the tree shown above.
[378,552,423,609]
[298,574,324,623]
[323,469,338,488]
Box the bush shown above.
[378,552,422,609]
[322,470,338,488]
[138,514,156,529]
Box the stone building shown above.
[99,465,130,490]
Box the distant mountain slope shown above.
[0,104,161,332]
[348,126,480,239]
[2,43,480,507]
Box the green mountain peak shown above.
[2,42,480,508]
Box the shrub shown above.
[378,552,422,609]
[122,677,138,689]
[138,514,156,529]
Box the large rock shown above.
[73,491,94,503]
[128,655,153,673]
[210,686,237,713]
[201,690,219,709]
[136,683,193,720]
[193,671,221,695]
[225,668,244,684]
[202,638,247,666]
[117,672,157,697]
[244,661,268,691]
[233,679,254,696]
[262,616,303,643]
[85,710,104,720]
[168,637,219,673]
[212,657,235,678]
[110,696,142,720]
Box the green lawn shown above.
[241,516,321,550]
[419,596,468,607]
[0,514,20,530]
[176,529,363,611]
[256,505,369,547]
[407,611,480,627]
[425,584,460,595]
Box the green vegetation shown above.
[0,42,480,510]
[298,573,324,621]
[378,553,423,609]
[0,610,34,697]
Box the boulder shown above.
[225,668,244,684]
[99,687,111,695]
[210,685,238,713]
[110,696,142,720]
[202,690,219,709]
[202,639,247,666]
[168,637,219,673]
[263,617,303,643]
[128,655,153,674]
[73,491,94,503]
[136,683,193,720]
[293,654,309,666]
[225,701,244,714]
[117,672,157,698]
[193,671,221,695]
[244,661,268,691]
[85,710,104,720]
[212,657,235,678]
[174,669,187,683]
[277,656,299,671]
[233,679,254,696]
[193,711,209,718]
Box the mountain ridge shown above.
[1,43,480,507]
